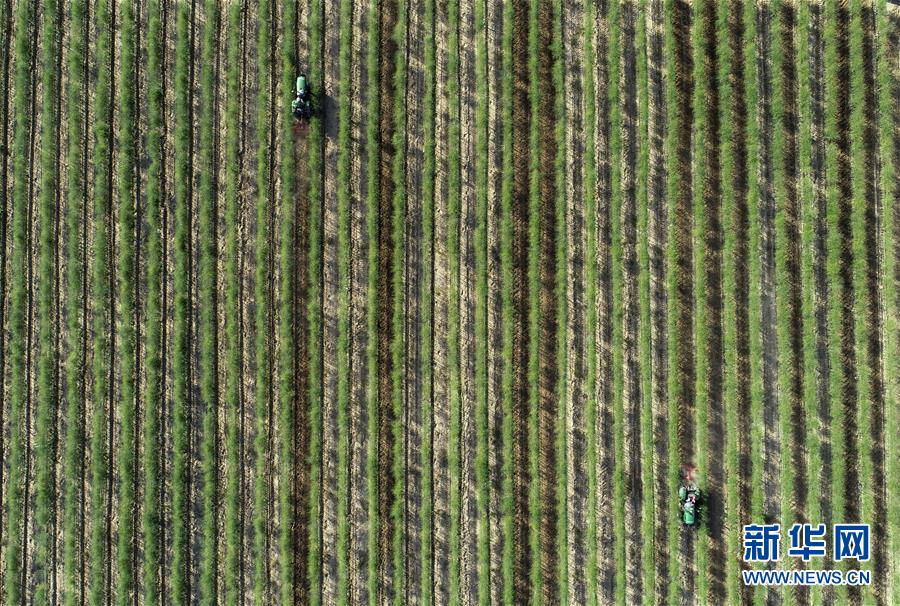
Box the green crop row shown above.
[142,0,167,602]
[115,0,139,600]
[35,0,62,600]
[252,0,273,601]
[223,3,245,605]
[62,0,90,601]
[89,0,116,603]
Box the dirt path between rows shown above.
[347,0,372,602]
[320,0,342,598]
[510,2,531,601]
[593,1,615,603]
[834,4,859,604]
[778,4,807,606]
[431,0,451,602]
[562,0,588,602]
[377,0,399,599]
[458,1,479,604]
[646,0,669,603]
[807,3,833,604]
[671,1,695,604]
[619,2,643,604]
[404,0,426,599]
[699,0,725,602]
[727,2,752,604]
[536,0,560,600]
[485,0,504,600]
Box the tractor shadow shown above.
[320,92,338,140]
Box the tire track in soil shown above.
[646,1,670,602]
[320,0,342,597]
[778,3,807,605]
[510,2,531,601]
[348,0,372,602]
[727,2,753,604]
[485,0,504,599]
[562,0,588,600]
[698,0,725,602]
[755,3,782,562]
[457,0,479,603]
[671,1,696,604]
[535,0,560,601]
[619,2,642,604]
[377,0,399,599]
[593,1,615,603]
[405,0,426,599]
[432,0,451,601]
[858,3,886,602]
[833,3,859,602]
[807,2,832,603]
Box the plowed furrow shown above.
[807,3,832,602]
[592,1,615,602]
[646,0,669,603]
[348,0,372,601]
[485,0,504,599]
[619,2,642,603]
[377,0,399,599]
[404,0,426,598]
[533,0,560,602]
[563,0,587,602]
[671,1,695,604]
[458,0,480,603]
[728,2,752,604]
[319,0,342,599]
[699,0,725,603]
[510,2,531,601]
[431,0,451,601]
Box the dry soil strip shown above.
[457,0,480,604]
[646,1,669,603]
[320,0,343,598]
[671,1,695,604]
[510,2,531,601]
[485,0,505,600]
[535,0,560,602]
[377,0,398,599]
[727,2,753,604]
[562,0,588,602]
[592,1,615,603]
[833,5,859,600]
[348,0,372,601]
[404,0,427,599]
[619,2,643,604]
[697,0,725,602]
[807,2,833,603]
[431,0,451,602]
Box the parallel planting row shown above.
[0,0,896,605]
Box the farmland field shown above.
[0,0,896,605]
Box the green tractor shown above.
[292,73,312,121]
[679,465,701,527]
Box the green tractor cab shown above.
[679,484,701,526]
[292,73,312,121]
[679,464,701,527]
